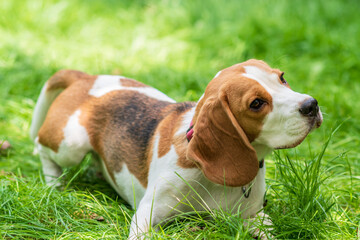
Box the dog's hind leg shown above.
[35,138,63,186]
[39,149,63,186]
[35,109,92,186]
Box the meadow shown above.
[0,0,359,239]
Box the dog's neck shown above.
[251,142,273,161]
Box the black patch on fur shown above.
[90,91,195,179]
[111,94,171,151]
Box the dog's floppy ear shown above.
[186,91,259,187]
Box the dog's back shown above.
[31,70,97,150]
[30,70,195,194]
[30,70,94,141]
[85,88,195,187]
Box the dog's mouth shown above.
[276,112,323,150]
[275,132,309,149]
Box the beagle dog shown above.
[30,59,322,238]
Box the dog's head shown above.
[186,59,322,186]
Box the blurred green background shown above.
[0,0,359,239]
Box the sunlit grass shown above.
[0,0,359,239]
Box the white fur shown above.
[214,71,222,78]
[129,131,267,238]
[59,110,92,166]
[243,66,316,148]
[36,137,63,186]
[89,75,125,93]
[99,160,119,193]
[97,159,146,209]
[113,165,146,208]
[89,75,176,103]
[36,110,92,184]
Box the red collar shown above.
[186,120,194,142]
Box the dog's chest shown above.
[183,166,266,217]
[101,132,267,216]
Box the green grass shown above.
[0,0,359,239]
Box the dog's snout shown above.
[299,98,319,117]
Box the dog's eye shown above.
[280,72,287,84]
[250,99,265,111]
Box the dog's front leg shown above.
[128,202,153,240]
[127,173,192,240]
[128,186,179,240]
[245,211,273,240]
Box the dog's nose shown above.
[299,98,319,117]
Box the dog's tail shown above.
[29,70,89,141]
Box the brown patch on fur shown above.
[157,110,183,158]
[155,106,199,169]
[157,113,178,158]
[37,71,195,186]
[185,59,275,186]
[144,132,156,176]
[120,78,148,87]
[84,90,185,187]
[38,70,97,152]
[157,103,196,159]
[226,76,273,142]
[186,92,259,187]
[193,59,273,142]
[173,125,198,169]
[46,70,93,91]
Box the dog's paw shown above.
[246,212,274,240]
